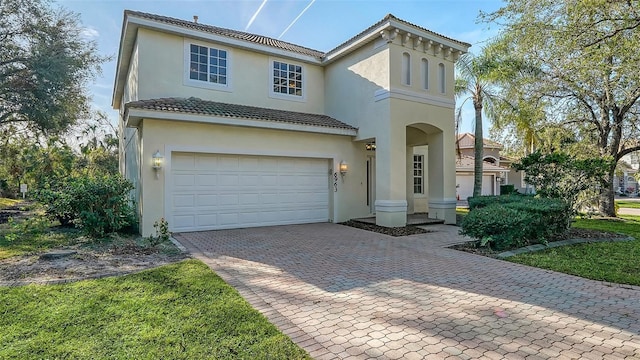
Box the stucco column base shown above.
[375,200,408,227]
[428,198,457,224]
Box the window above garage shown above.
[184,39,232,92]
[270,58,305,102]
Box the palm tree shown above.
[455,53,500,197]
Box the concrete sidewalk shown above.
[175,223,640,359]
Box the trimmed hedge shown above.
[461,196,570,250]
[468,194,528,210]
[499,184,516,195]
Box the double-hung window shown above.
[188,43,227,85]
[413,155,424,194]
[272,60,303,97]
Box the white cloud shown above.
[81,26,100,39]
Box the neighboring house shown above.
[615,152,639,196]
[455,133,509,200]
[113,11,470,236]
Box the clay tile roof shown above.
[125,10,324,59]
[125,97,357,130]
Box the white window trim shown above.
[268,57,306,102]
[413,155,424,194]
[183,38,233,92]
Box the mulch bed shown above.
[451,227,629,257]
[339,220,432,237]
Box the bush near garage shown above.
[37,174,136,237]
[461,195,570,250]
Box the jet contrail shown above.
[245,0,268,31]
[278,0,316,39]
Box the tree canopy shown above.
[0,0,106,135]
[483,0,640,215]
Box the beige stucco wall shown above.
[137,119,369,236]
[324,40,390,132]
[389,42,455,97]
[135,28,325,115]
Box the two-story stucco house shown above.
[113,11,470,236]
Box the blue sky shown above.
[59,0,503,134]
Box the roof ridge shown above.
[124,10,325,58]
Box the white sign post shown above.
[20,184,27,199]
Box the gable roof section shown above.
[325,14,470,61]
[125,11,325,59]
[456,133,503,150]
[125,97,357,135]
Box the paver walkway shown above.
[174,223,640,359]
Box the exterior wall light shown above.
[365,142,376,151]
[339,160,348,175]
[152,150,164,179]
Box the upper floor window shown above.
[438,63,445,93]
[189,44,227,85]
[413,155,424,194]
[272,61,303,97]
[421,58,429,90]
[402,52,411,86]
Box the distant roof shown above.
[456,133,503,149]
[125,10,325,59]
[125,97,356,130]
[456,155,509,172]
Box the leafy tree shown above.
[513,151,613,215]
[455,52,500,197]
[483,0,640,216]
[0,0,106,134]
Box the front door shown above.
[367,156,376,214]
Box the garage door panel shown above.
[239,193,260,205]
[195,155,218,170]
[173,215,195,229]
[173,194,195,207]
[218,213,238,225]
[174,174,195,187]
[239,175,260,186]
[196,174,217,186]
[197,195,217,206]
[173,154,196,170]
[169,153,329,232]
[218,156,239,170]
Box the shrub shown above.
[468,194,527,210]
[461,196,571,250]
[500,184,516,195]
[460,205,533,250]
[38,175,135,238]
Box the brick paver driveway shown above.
[174,223,640,359]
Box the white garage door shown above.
[169,152,329,232]
[457,174,495,200]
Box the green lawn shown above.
[507,215,640,286]
[616,200,640,209]
[0,260,310,359]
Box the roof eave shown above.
[124,108,358,136]
[112,12,136,110]
[324,18,471,64]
